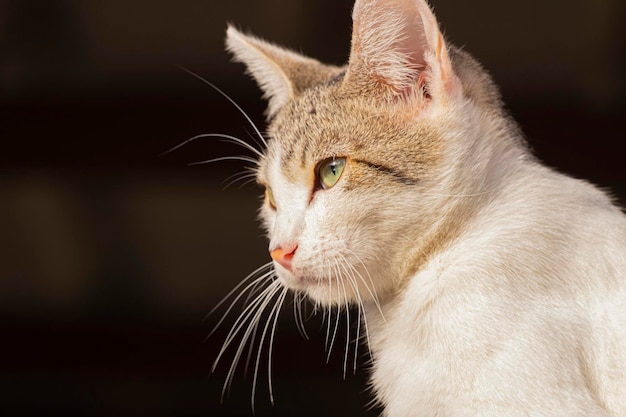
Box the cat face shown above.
[256,84,449,306]
[226,0,507,307]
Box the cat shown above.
[217,0,626,415]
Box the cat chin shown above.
[276,271,363,307]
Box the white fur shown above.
[226,0,626,415]
[366,129,626,416]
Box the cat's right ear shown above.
[225,26,338,119]
[344,0,462,106]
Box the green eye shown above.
[265,186,277,209]
[318,157,346,190]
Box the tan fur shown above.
[226,26,343,118]
[224,0,626,415]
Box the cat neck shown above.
[388,116,529,301]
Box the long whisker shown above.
[213,279,280,371]
[326,278,342,364]
[177,65,268,148]
[222,280,283,401]
[354,298,362,374]
[208,271,272,343]
[337,254,366,374]
[340,254,374,364]
[347,270,365,374]
[243,126,267,155]
[243,319,261,378]
[266,287,289,405]
[293,291,310,340]
[345,248,385,321]
[336,256,357,371]
[242,267,275,308]
[337,263,351,379]
[207,262,273,317]
[205,263,274,340]
[222,170,258,189]
[324,260,331,351]
[329,257,351,378]
[251,285,288,408]
[160,133,263,159]
[189,155,259,166]
[324,259,335,355]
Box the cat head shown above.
[225,0,520,307]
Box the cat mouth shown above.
[277,271,326,289]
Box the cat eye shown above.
[317,157,346,190]
[265,186,277,209]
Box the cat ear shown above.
[345,0,460,102]
[226,26,338,119]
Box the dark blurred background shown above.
[1,0,625,415]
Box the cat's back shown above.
[466,161,626,292]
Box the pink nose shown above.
[270,245,298,271]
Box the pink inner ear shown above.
[348,0,456,99]
[394,0,459,98]
[395,3,428,75]
[393,11,429,97]
[418,6,454,88]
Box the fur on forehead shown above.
[259,84,445,186]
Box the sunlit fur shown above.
[221,0,626,415]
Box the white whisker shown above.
[326,303,342,364]
[242,319,261,378]
[189,155,258,166]
[207,262,273,316]
[338,263,351,379]
[266,287,289,405]
[293,291,310,340]
[355,300,362,374]
[222,171,259,189]
[160,132,263,159]
[213,279,280,371]
[341,253,374,363]
[222,280,283,401]
[177,65,268,148]
[242,267,275,308]
[206,263,274,339]
[337,254,366,374]
[345,248,385,321]
[243,126,267,155]
[325,260,333,352]
[251,285,288,408]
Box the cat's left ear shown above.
[344,0,461,104]
[226,26,340,119]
